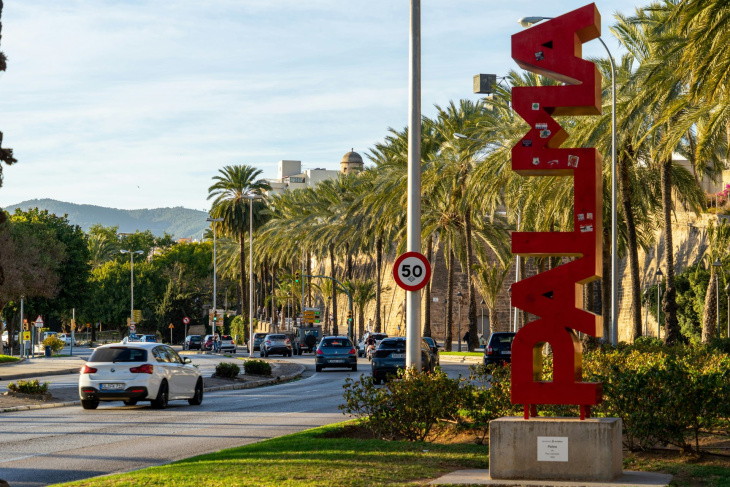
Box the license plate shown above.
[330,359,344,363]
[100,383,125,390]
[392,353,405,359]
[503,351,511,355]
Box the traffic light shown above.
[314,310,321,323]
[347,310,353,323]
[295,271,300,283]
[23,322,29,331]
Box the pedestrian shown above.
[479,333,486,347]
[463,331,470,346]
[214,333,220,353]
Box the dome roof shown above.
[341,149,363,164]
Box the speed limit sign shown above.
[393,252,432,291]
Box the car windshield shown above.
[423,337,435,346]
[90,347,148,363]
[221,335,233,340]
[254,334,267,339]
[190,336,201,342]
[321,338,352,348]
[489,334,515,349]
[379,339,406,349]
[372,334,387,340]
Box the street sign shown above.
[182,317,190,324]
[393,251,432,292]
[22,331,30,341]
[132,310,142,323]
[34,315,44,328]
[129,324,136,332]
[168,323,174,329]
[208,310,224,328]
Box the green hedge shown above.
[242,359,271,376]
[215,362,240,379]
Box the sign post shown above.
[393,251,431,370]
[183,317,190,338]
[169,323,174,344]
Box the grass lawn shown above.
[0,354,20,363]
[52,422,489,487]
[440,351,482,357]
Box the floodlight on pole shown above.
[519,15,618,345]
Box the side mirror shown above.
[183,357,192,364]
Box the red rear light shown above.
[316,348,324,355]
[348,348,356,355]
[487,347,494,355]
[81,365,97,374]
[265,340,271,344]
[285,339,291,344]
[129,364,154,374]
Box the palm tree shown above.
[207,165,270,318]
[88,234,118,269]
[699,220,730,343]
[472,257,511,334]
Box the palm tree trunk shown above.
[702,270,718,343]
[240,232,247,317]
[330,243,338,336]
[423,234,433,338]
[374,235,383,333]
[465,207,478,351]
[661,158,680,345]
[358,305,365,341]
[445,244,454,351]
[488,306,498,335]
[619,152,643,341]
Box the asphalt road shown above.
[0,353,470,487]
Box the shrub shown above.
[42,336,65,354]
[7,379,50,394]
[242,359,271,376]
[341,368,465,442]
[462,364,521,444]
[215,362,240,379]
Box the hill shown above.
[4,199,209,239]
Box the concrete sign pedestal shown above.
[489,417,622,481]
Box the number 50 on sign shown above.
[393,252,432,292]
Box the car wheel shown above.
[123,399,138,406]
[81,399,99,410]
[351,364,357,372]
[151,381,169,409]
[315,364,322,372]
[188,378,204,406]
[373,377,381,385]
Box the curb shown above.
[0,363,306,414]
[0,368,82,381]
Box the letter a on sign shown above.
[509,3,603,421]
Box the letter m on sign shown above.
[509,3,603,421]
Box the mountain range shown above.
[4,199,209,240]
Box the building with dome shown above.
[266,150,365,195]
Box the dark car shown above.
[315,336,357,372]
[252,333,267,352]
[422,336,440,366]
[483,332,516,367]
[371,337,434,384]
[183,335,202,350]
[260,334,292,357]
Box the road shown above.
[0,353,470,487]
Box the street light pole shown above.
[656,268,663,339]
[120,249,144,335]
[480,299,485,337]
[246,194,263,357]
[713,258,722,338]
[406,0,422,371]
[518,15,617,345]
[206,217,223,343]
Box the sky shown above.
[0,0,642,212]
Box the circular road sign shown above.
[182,317,190,324]
[129,324,136,332]
[393,252,432,292]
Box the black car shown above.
[483,332,516,367]
[183,335,202,350]
[422,336,440,366]
[371,337,434,384]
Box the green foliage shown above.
[0,355,20,363]
[242,359,271,376]
[340,368,464,442]
[42,335,65,354]
[7,379,49,394]
[229,315,252,344]
[215,362,240,379]
[462,364,521,444]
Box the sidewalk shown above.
[0,358,305,413]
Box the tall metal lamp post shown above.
[120,249,144,334]
[725,283,730,339]
[480,299,486,337]
[656,268,663,338]
[519,15,617,345]
[713,258,722,338]
[456,291,463,352]
[206,217,223,342]
[643,289,650,337]
[245,193,263,358]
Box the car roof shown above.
[99,342,162,350]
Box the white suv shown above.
[79,343,203,410]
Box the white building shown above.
[266,150,364,195]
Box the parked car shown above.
[138,335,158,343]
[357,332,388,357]
[260,334,292,357]
[78,343,203,410]
[483,332,516,367]
[183,335,202,351]
[315,336,357,372]
[122,335,143,343]
[251,333,268,352]
[219,335,236,353]
[422,336,440,366]
[371,337,434,384]
[57,333,78,346]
